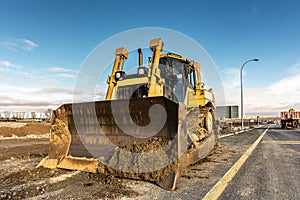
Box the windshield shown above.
[116,84,148,99]
[159,58,188,102]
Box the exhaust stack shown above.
[138,48,143,67]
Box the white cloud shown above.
[19,38,38,51]
[0,75,9,80]
[0,83,102,112]
[0,85,74,112]
[56,73,76,79]
[221,67,247,89]
[242,87,300,116]
[223,85,300,116]
[0,95,56,107]
[93,85,107,100]
[1,38,38,51]
[222,61,300,116]
[49,67,71,72]
[287,60,300,74]
[267,73,300,94]
[49,66,77,79]
[0,61,39,80]
[0,62,78,112]
[32,87,81,95]
[0,60,20,68]
[0,60,22,74]
[42,78,59,84]
[1,40,17,51]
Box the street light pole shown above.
[240,58,259,131]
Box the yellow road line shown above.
[203,128,269,200]
[261,140,300,145]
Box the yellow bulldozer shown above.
[38,38,218,190]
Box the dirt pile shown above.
[0,138,49,161]
[0,123,50,137]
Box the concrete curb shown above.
[219,127,256,139]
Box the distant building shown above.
[215,106,239,119]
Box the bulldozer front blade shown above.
[39,96,217,190]
[39,97,187,188]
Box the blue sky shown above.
[1,0,300,115]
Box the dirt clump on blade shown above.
[106,137,179,183]
[123,137,170,153]
[0,123,50,137]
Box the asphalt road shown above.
[133,126,300,200]
[219,125,300,199]
[131,127,266,199]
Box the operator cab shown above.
[159,54,199,102]
[114,52,198,103]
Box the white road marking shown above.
[261,140,300,145]
[203,128,269,200]
[219,128,254,139]
[219,133,234,138]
